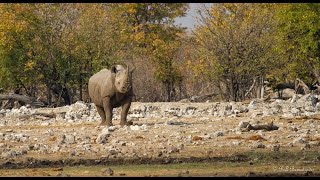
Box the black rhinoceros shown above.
[88,64,135,127]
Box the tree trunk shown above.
[230,76,240,102]
[245,78,256,98]
[256,77,261,99]
[260,77,265,99]
[47,85,52,106]
[79,76,83,101]
[62,86,71,105]
[166,82,171,102]
[170,81,176,102]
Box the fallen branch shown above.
[242,122,279,131]
[0,94,45,108]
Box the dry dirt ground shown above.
[0,102,320,177]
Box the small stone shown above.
[102,168,114,176]
[70,150,76,156]
[5,129,13,133]
[271,144,280,152]
[96,132,110,144]
[109,149,118,155]
[301,143,311,150]
[215,131,224,137]
[287,142,294,147]
[248,100,256,109]
[303,171,313,176]
[252,142,265,149]
[56,172,70,177]
[52,167,63,171]
[232,141,241,146]
[246,172,255,177]
[64,134,76,144]
[130,125,141,131]
[108,126,117,132]
[178,170,190,177]
[0,143,6,148]
[177,143,184,150]
[41,122,50,126]
[289,126,298,132]
[238,121,250,129]
[168,147,179,154]
[293,137,307,144]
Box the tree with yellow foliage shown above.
[191,3,277,101]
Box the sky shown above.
[174,3,212,32]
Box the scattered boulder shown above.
[130,124,148,131]
[238,121,250,129]
[270,144,280,152]
[58,134,76,144]
[96,132,110,144]
[214,131,224,137]
[251,142,265,149]
[293,137,308,144]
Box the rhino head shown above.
[111,64,135,94]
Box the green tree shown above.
[0,3,189,105]
[273,3,320,86]
[116,3,189,101]
[192,3,277,101]
[0,4,41,96]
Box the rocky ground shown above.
[0,93,320,176]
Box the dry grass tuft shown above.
[192,136,203,141]
[247,135,267,141]
[225,136,245,140]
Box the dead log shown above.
[32,106,69,118]
[33,112,56,118]
[0,94,45,108]
[243,122,279,131]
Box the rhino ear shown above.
[111,65,117,74]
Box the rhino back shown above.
[88,69,115,106]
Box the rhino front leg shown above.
[120,96,133,127]
[95,105,106,125]
[102,97,113,127]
